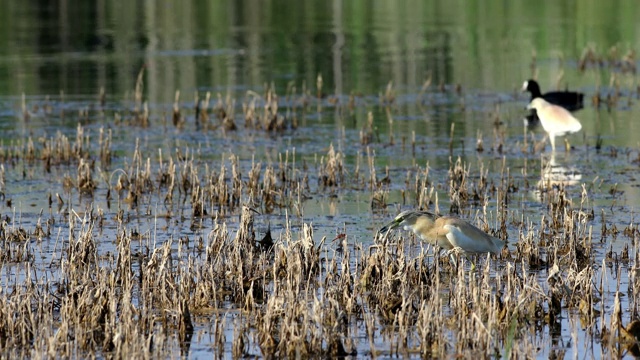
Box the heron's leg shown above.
[469,258,476,272]
[444,249,479,272]
[564,137,571,152]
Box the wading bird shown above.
[522,79,584,129]
[379,210,505,267]
[527,97,582,152]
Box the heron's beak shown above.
[379,219,400,234]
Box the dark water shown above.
[1,1,640,358]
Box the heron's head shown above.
[379,210,437,233]
[526,97,547,111]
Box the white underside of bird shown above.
[444,224,498,254]
[527,97,582,151]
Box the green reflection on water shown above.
[0,0,638,96]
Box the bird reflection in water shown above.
[536,153,582,191]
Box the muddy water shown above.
[1,1,640,358]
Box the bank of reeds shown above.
[0,76,638,358]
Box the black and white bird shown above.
[522,79,584,129]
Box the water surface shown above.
[1,1,640,358]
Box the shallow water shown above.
[1,1,640,358]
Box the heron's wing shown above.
[443,222,501,254]
[538,104,582,134]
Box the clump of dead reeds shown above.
[448,157,469,214]
[318,144,345,188]
[0,72,631,360]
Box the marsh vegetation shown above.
[0,56,639,357]
[1,1,640,358]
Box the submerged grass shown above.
[0,73,638,358]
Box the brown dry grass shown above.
[0,77,638,358]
